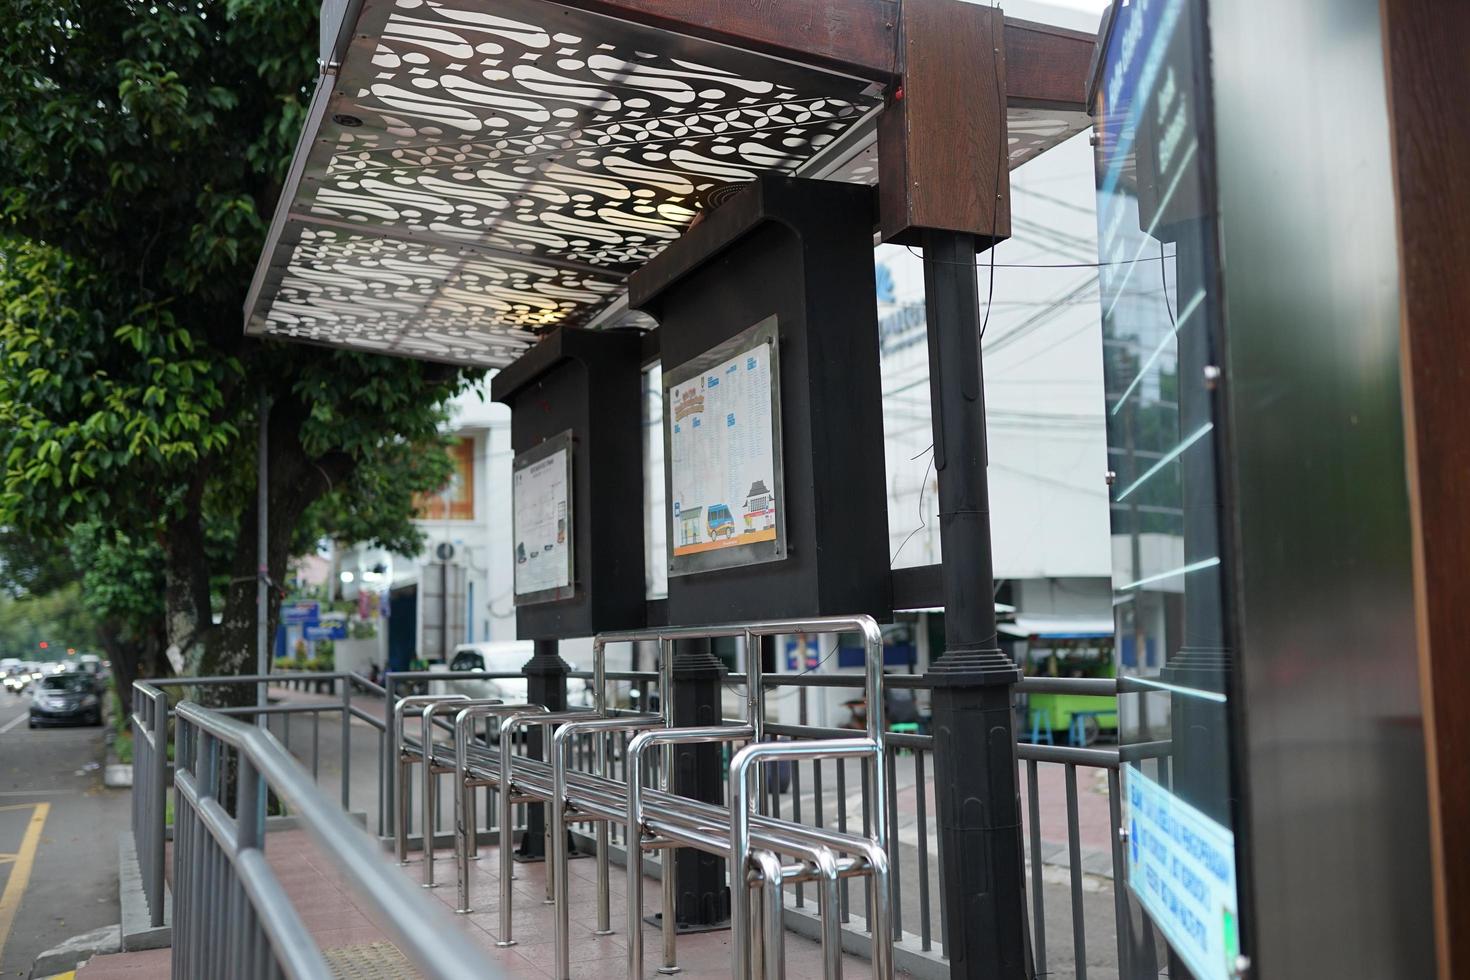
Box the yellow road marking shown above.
[0,802,48,962]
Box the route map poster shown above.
[512,434,572,603]
[667,328,782,569]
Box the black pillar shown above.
[519,638,568,859]
[922,229,1029,979]
[671,638,730,926]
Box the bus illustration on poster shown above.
[665,317,786,576]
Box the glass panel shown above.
[643,363,669,599]
[1093,0,1243,977]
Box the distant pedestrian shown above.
[368,662,381,686]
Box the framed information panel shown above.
[663,316,786,577]
[512,430,574,605]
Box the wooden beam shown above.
[551,0,1096,110]
[1003,18,1097,110]
[551,0,903,80]
[877,0,1009,245]
[1382,1,1470,976]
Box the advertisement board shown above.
[664,316,785,577]
[512,430,574,604]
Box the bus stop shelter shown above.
[244,2,1097,977]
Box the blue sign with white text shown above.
[304,621,347,641]
[282,601,320,626]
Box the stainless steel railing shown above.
[731,671,1138,980]
[168,698,496,979]
[129,683,170,928]
[556,666,1140,978]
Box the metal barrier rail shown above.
[169,699,495,979]
[581,615,892,980]
[130,684,170,928]
[478,661,1137,977]
[132,661,1142,978]
[567,665,1129,972]
[129,670,407,942]
[738,672,1135,980]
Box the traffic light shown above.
[38,641,47,650]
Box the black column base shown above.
[929,681,1029,979]
[642,911,730,935]
[519,639,569,860]
[927,643,1022,686]
[670,638,731,927]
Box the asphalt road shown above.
[0,688,127,978]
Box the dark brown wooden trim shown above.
[877,0,1010,245]
[549,0,902,80]
[1381,1,1470,976]
[549,0,1095,110]
[1003,17,1097,110]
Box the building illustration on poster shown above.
[512,440,572,601]
[668,335,780,562]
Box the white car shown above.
[433,641,595,711]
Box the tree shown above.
[0,526,76,599]
[0,1,481,697]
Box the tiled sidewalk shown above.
[76,830,885,979]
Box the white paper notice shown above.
[513,448,570,597]
[669,341,778,559]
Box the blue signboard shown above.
[282,600,321,626]
[303,621,347,641]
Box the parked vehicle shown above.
[0,658,20,694]
[29,671,103,728]
[4,661,43,694]
[433,641,595,721]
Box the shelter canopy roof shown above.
[245,0,1093,367]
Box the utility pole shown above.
[256,390,270,728]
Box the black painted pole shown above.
[670,637,730,927]
[922,229,1029,979]
[519,638,568,859]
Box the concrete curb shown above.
[116,833,170,951]
[27,924,120,979]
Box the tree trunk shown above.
[100,620,168,716]
[197,397,356,707]
[160,479,213,670]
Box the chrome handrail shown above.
[170,700,495,979]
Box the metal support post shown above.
[519,639,568,860]
[256,391,270,728]
[670,638,731,928]
[921,229,1029,979]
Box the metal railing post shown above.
[340,680,352,811]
